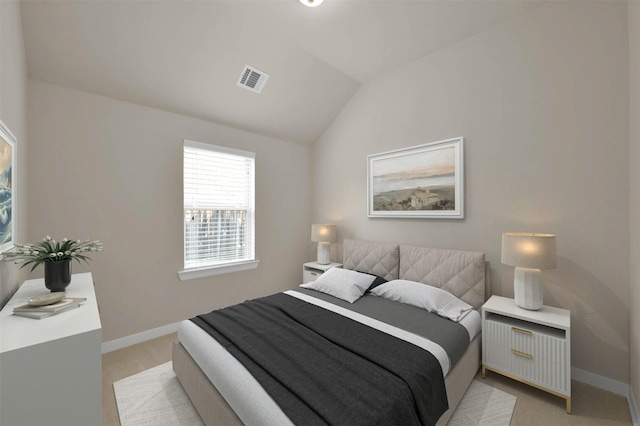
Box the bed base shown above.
[173,334,481,426]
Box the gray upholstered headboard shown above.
[343,239,488,310]
[342,239,400,281]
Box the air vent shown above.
[237,65,269,94]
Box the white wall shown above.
[27,81,312,341]
[313,1,630,383]
[0,0,28,307]
[628,0,640,415]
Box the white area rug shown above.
[114,362,516,426]
[114,362,204,426]
[448,380,517,426]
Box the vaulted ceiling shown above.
[20,0,543,145]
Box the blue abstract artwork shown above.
[0,125,14,251]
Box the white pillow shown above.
[300,268,375,303]
[371,279,473,322]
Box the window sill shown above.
[178,260,260,281]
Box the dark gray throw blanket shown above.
[191,293,448,426]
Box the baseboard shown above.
[572,367,628,396]
[630,385,639,426]
[101,321,182,354]
[572,367,639,423]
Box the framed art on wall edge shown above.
[0,120,16,253]
[367,137,464,219]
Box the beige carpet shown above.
[114,362,516,425]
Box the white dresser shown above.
[0,272,102,426]
[482,295,571,413]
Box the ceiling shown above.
[20,0,543,146]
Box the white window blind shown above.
[183,140,255,270]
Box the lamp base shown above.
[514,267,543,310]
[317,242,331,265]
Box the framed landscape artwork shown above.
[367,137,464,219]
[0,120,16,252]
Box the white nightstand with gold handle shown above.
[481,295,571,413]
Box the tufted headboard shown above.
[343,239,400,281]
[343,239,488,310]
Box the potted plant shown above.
[1,236,103,291]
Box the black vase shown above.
[44,259,72,292]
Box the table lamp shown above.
[311,224,336,265]
[501,232,557,310]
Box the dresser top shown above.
[0,272,102,354]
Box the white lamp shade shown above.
[299,0,325,7]
[311,224,336,243]
[501,232,557,270]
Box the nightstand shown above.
[482,295,571,413]
[302,261,342,283]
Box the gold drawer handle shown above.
[512,327,532,336]
[512,349,533,359]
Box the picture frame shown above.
[367,137,464,219]
[0,120,16,253]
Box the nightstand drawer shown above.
[484,343,570,395]
[484,316,567,363]
[303,269,321,283]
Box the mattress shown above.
[178,287,481,425]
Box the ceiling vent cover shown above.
[237,65,269,94]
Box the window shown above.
[179,140,258,280]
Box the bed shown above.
[173,239,488,425]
